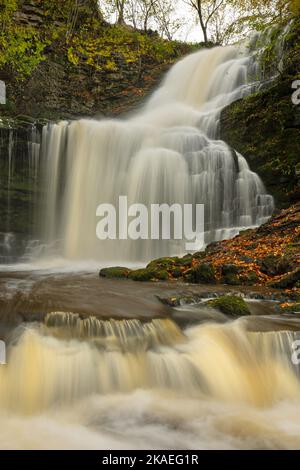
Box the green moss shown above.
[155,270,169,280]
[147,257,176,270]
[222,273,240,285]
[221,264,243,283]
[128,268,156,282]
[240,271,259,285]
[170,267,182,278]
[187,263,216,284]
[207,296,250,317]
[128,267,169,281]
[176,255,193,267]
[220,16,300,210]
[99,267,131,279]
[221,264,242,275]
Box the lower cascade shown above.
[0,314,299,414]
[35,46,274,262]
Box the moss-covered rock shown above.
[128,268,156,282]
[222,273,241,285]
[99,266,131,279]
[170,267,183,278]
[176,254,193,267]
[221,264,242,276]
[146,257,177,270]
[207,295,250,316]
[187,263,216,284]
[239,271,259,285]
[220,264,243,285]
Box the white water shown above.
[39,46,274,262]
[1,316,300,449]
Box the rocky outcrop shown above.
[0,117,44,261]
[102,202,300,292]
[220,18,300,207]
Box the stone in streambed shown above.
[99,267,131,279]
[128,268,169,281]
[206,295,250,317]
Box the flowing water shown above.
[0,36,298,449]
[38,46,274,261]
[0,304,300,450]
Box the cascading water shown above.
[0,32,298,451]
[0,313,300,449]
[37,45,274,262]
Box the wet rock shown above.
[221,264,243,275]
[260,254,293,276]
[157,294,202,307]
[170,267,182,278]
[220,264,243,285]
[206,295,250,317]
[147,257,177,270]
[99,267,131,279]
[267,267,300,289]
[239,271,259,286]
[187,263,216,284]
[222,273,240,285]
[280,302,300,314]
[128,268,169,282]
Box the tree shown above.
[184,0,226,44]
[153,0,184,40]
[103,0,183,39]
[126,0,157,31]
[103,0,127,24]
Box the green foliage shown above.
[0,1,182,80]
[66,25,178,71]
[0,1,48,79]
[0,27,47,79]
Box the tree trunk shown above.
[196,0,208,44]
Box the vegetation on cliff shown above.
[0,0,192,118]
[221,17,300,207]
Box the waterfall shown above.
[0,315,299,415]
[38,45,274,262]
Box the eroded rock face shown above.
[0,119,44,260]
[220,19,300,208]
